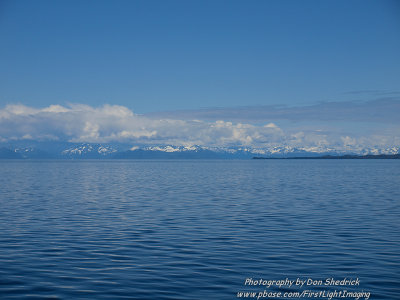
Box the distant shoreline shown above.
[253,154,400,159]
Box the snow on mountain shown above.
[130,145,203,152]
[134,144,400,156]
[13,147,51,158]
[15,147,36,154]
[61,144,117,157]
[0,142,399,159]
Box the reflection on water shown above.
[0,160,399,299]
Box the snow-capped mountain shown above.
[0,142,399,159]
[14,147,51,159]
[0,142,119,159]
[61,144,117,158]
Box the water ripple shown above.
[0,160,399,299]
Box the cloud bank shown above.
[0,102,399,152]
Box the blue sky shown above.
[0,0,399,151]
[1,0,399,112]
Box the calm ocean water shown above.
[0,160,399,299]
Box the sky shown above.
[0,0,399,151]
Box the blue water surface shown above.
[0,160,399,299]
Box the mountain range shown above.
[0,142,399,159]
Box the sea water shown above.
[0,160,399,299]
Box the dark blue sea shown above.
[0,160,399,299]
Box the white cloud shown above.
[41,105,71,113]
[0,103,398,151]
